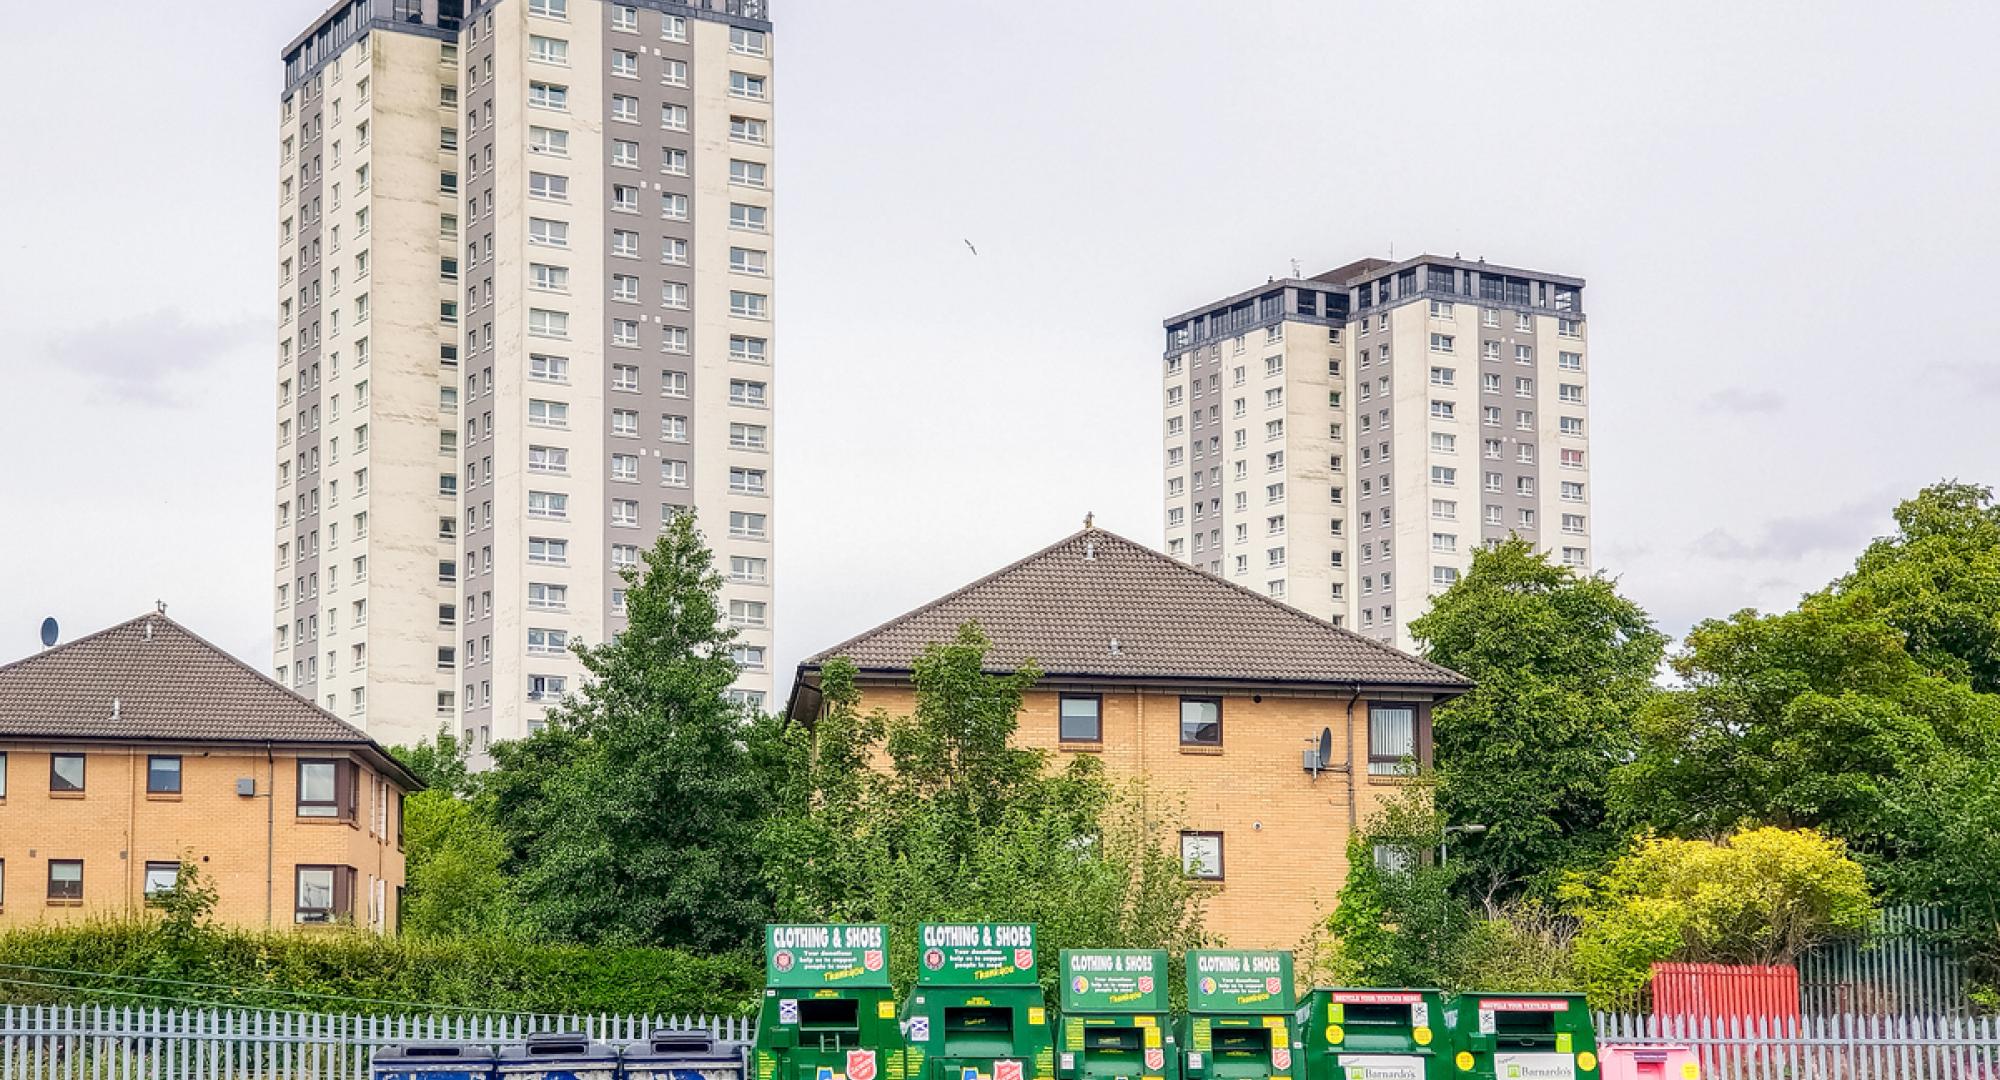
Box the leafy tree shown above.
[1834,481,2000,692]
[1612,596,2000,845]
[1410,540,1666,902]
[392,731,519,938]
[486,514,781,949]
[1562,827,1875,1008]
[1317,786,1579,993]
[395,727,477,796]
[147,858,219,978]
[765,625,1206,990]
[1878,751,2000,994]
[1318,783,1476,988]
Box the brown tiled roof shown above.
[0,613,419,787]
[802,528,1470,689]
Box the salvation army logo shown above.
[1271,1048,1291,1071]
[847,1051,877,1080]
[1014,949,1035,970]
[774,951,795,972]
[1144,1048,1164,1071]
[924,948,945,970]
[865,950,885,972]
[1266,977,1282,994]
[1200,977,1218,995]
[1137,976,1154,994]
[995,1062,1023,1080]
[1072,977,1090,995]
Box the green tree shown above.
[1834,481,2000,692]
[395,727,476,796]
[1410,540,1667,902]
[486,514,780,949]
[1612,596,2000,845]
[392,731,519,938]
[1878,751,2000,994]
[1562,827,1875,1009]
[146,859,219,979]
[765,625,1206,989]
[1318,783,1476,988]
[1316,784,1578,993]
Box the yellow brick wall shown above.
[0,744,408,933]
[848,682,1426,951]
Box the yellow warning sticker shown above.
[1029,1008,1045,1027]
[1682,1063,1700,1080]
[1556,1033,1573,1054]
[879,1002,897,1019]
[1455,1051,1474,1071]
[1134,1016,1156,1028]
[1325,1025,1344,1045]
[1329,1005,1345,1025]
[1413,1026,1432,1047]
[1144,1029,1162,1048]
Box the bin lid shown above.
[375,1043,499,1065]
[622,1030,747,1067]
[498,1033,619,1064]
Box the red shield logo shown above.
[1144,1048,1164,1071]
[924,948,945,970]
[1138,976,1155,994]
[1271,1048,1291,1072]
[1014,949,1034,970]
[847,1051,877,1080]
[864,950,884,971]
[995,1062,1023,1080]
[774,951,794,972]
[1266,977,1282,994]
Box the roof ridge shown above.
[0,611,168,676]
[0,610,378,744]
[802,526,1468,687]
[1125,532,1467,682]
[152,612,380,744]
[803,526,1098,664]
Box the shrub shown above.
[0,920,759,1015]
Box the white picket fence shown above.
[0,1006,751,1080]
[5,1004,2000,1080]
[1597,1011,2000,1079]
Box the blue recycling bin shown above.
[497,1033,620,1080]
[373,1043,499,1080]
[620,1029,749,1080]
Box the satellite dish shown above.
[1317,727,1334,769]
[40,617,58,648]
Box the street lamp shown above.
[1439,823,1488,867]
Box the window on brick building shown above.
[1058,695,1102,743]
[1179,697,1222,746]
[1180,831,1224,880]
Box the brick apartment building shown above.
[788,524,1470,949]
[0,612,418,931]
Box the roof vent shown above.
[111,698,122,720]
[1108,638,1122,657]
[143,621,154,642]
[1083,540,1096,562]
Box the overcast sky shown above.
[2,2,1996,696]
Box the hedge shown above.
[0,919,760,1016]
